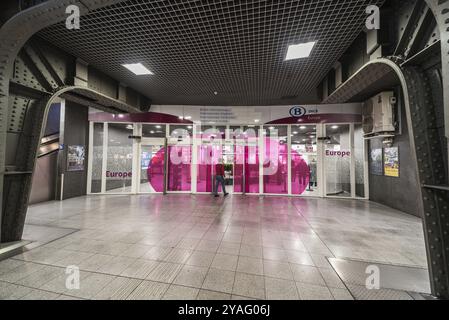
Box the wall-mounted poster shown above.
[384,147,399,177]
[67,145,85,171]
[370,148,383,175]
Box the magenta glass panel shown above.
[291,151,310,195]
[146,147,166,192]
[167,146,191,191]
[234,144,244,193]
[263,138,288,194]
[245,145,259,193]
[197,145,222,192]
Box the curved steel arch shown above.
[0,0,129,243]
[325,56,449,298]
[1,84,139,242]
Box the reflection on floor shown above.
[0,195,428,300]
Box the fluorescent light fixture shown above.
[155,125,162,129]
[285,42,316,60]
[300,126,307,130]
[122,63,154,75]
[331,125,339,129]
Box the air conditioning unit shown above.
[363,91,396,137]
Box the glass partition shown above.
[167,146,192,191]
[325,124,351,197]
[354,124,366,198]
[90,123,104,193]
[291,125,318,196]
[106,123,134,193]
[263,125,288,194]
[230,126,244,193]
[168,125,192,192]
[243,126,260,194]
[88,121,367,198]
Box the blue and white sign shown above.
[289,106,307,118]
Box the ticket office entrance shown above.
[87,122,368,199]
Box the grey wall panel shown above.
[61,101,89,200]
[29,151,58,205]
[368,96,421,217]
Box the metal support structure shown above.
[0,0,139,243]
[424,0,449,179]
[400,65,449,298]
[319,0,449,297]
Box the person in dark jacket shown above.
[214,159,229,197]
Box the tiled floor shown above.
[0,194,429,300]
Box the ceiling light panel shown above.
[122,63,154,75]
[285,42,316,60]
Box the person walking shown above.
[214,159,229,197]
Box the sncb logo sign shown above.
[290,106,307,118]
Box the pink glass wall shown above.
[197,145,222,192]
[167,146,191,191]
[291,152,310,195]
[245,145,259,193]
[234,145,244,193]
[263,138,288,194]
[147,147,165,192]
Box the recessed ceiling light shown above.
[293,131,299,135]
[155,125,162,129]
[285,42,316,60]
[331,125,339,129]
[300,126,307,130]
[122,63,154,75]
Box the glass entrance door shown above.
[138,138,166,193]
[291,125,319,196]
[324,124,352,197]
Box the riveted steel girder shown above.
[0,0,133,243]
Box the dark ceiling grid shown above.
[38,0,384,106]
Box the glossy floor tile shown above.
[0,194,429,300]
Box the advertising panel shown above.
[370,148,383,176]
[67,145,85,171]
[384,147,399,177]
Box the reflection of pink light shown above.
[146,148,165,192]
[147,138,310,195]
